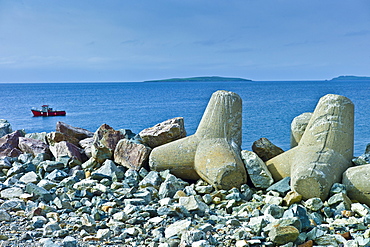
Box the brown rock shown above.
[298,240,313,247]
[0,130,24,157]
[269,225,299,245]
[139,117,186,148]
[252,137,284,162]
[93,124,125,151]
[114,139,151,171]
[56,121,93,140]
[283,191,303,206]
[50,141,85,163]
[18,137,50,156]
[47,132,80,147]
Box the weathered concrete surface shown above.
[291,94,354,200]
[149,90,247,190]
[266,94,354,201]
[290,112,312,148]
[342,164,370,206]
[139,117,187,148]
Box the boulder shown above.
[93,124,125,151]
[56,121,93,140]
[352,143,370,166]
[290,112,312,148]
[25,132,48,143]
[0,130,24,157]
[252,137,284,162]
[49,141,85,163]
[139,117,187,148]
[0,120,12,138]
[47,132,80,147]
[91,143,112,164]
[149,90,247,190]
[18,137,50,156]
[79,137,94,158]
[114,139,151,171]
[241,150,274,189]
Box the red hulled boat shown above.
[31,105,66,117]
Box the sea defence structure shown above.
[266,94,354,200]
[149,90,247,190]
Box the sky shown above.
[0,0,369,82]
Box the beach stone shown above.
[267,176,291,195]
[139,117,187,148]
[26,183,53,202]
[50,141,85,163]
[351,202,370,217]
[283,204,310,231]
[0,130,24,157]
[269,225,299,245]
[25,132,48,144]
[19,171,39,184]
[252,137,284,162]
[283,191,302,206]
[150,90,247,190]
[0,119,12,138]
[327,192,352,209]
[158,173,188,199]
[241,150,274,188]
[62,236,77,247]
[164,219,191,238]
[79,137,93,158]
[0,209,11,221]
[0,198,26,211]
[0,187,23,199]
[56,121,93,140]
[290,112,312,148]
[96,228,111,240]
[18,137,49,156]
[179,195,207,212]
[303,198,323,211]
[45,169,69,182]
[90,159,123,180]
[114,139,151,171]
[342,164,370,206]
[139,170,162,188]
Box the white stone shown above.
[165,219,191,238]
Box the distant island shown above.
[144,76,252,83]
[330,75,370,81]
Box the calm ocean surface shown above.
[0,80,369,156]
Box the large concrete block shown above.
[149,90,247,190]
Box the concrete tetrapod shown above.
[149,90,247,190]
[266,94,354,200]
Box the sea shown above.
[0,80,369,156]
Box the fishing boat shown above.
[31,105,66,117]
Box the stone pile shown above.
[0,91,370,247]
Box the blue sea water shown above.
[0,80,369,156]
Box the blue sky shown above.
[0,0,369,82]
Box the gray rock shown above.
[303,197,324,211]
[252,137,284,162]
[283,204,310,231]
[91,159,122,180]
[26,183,53,202]
[241,150,274,188]
[164,219,191,238]
[56,121,93,140]
[267,176,291,195]
[19,171,39,184]
[268,225,299,245]
[139,117,187,148]
[18,137,50,156]
[0,198,26,211]
[0,187,23,199]
[0,209,11,221]
[139,170,162,188]
[45,169,69,182]
[158,173,188,199]
[0,119,12,138]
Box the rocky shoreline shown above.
[0,91,370,247]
